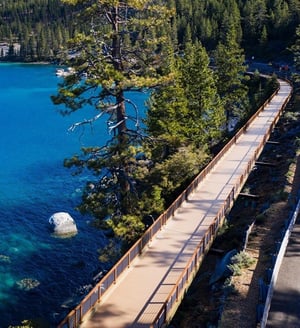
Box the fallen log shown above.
[255,161,277,167]
[239,193,260,198]
[266,140,280,145]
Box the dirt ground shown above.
[169,96,300,328]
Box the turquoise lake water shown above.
[0,63,147,327]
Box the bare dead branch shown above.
[108,119,126,134]
[125,98,139,127]
[68,112,105,132]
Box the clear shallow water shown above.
[0,63,147,327]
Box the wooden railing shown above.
[58,80,292,328]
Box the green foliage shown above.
[246,72,278,112]
[107,214,145,246]
[284,110,300,123]
[98,240,122,264]
[217,219,230,237]
[265,74,279,95]
[290,25,300,82]
[1,0,300,61]
[2,0,295,247]
[179,41,225,146]
[150,146,209,196]
[227,251,255,276]
[145,40,225,207]
[138,185,165,218]
[8,319,50,328]
[214,22,249,126]
[175,0,300,55]
[222,277,238,295]
[51,0,176,245]
[0,0,76,62]
[145,70,190,148]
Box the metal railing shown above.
[58,79,292,328]
[259,192,300,327]
[149,80,292,327]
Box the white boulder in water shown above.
[49,212,78,236]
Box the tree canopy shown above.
[214,22,249,126]
[49,0,280,249]
[1,0,300,61]
[52,0,176,246]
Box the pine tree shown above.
[290,25,300,84]
[144,41,222,204]
[180,41,225,147]
[241,0,268,45]
[52,0,175,245]
[214,22,248,129]
[145,58,189,156]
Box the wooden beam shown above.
[255,161,277,167]
[266,141,280,145]
[239,193,259,198]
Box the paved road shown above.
[266,215,300,328]
[79,80,292,328]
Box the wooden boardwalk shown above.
[75,80,292,328]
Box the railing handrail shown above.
[58,78,291,328]
[150,79,292,327]
[150,192,233,327]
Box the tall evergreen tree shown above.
[144,41,222,203]
[241,0,268,45]
[290,24,300,84]
[180,41,225,146]
[214,22,248,129]
[145,55,189,155]
[52,0,175,245]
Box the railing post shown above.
[79,306,82,326]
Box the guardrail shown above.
[259,192,300,328]
[58,79,292,328]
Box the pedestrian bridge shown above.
[58,78,292,328]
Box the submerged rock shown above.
[49,212,78,236]
[0,254,11,263]
[16,278,40,291]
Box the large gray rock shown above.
[49,212,77,236]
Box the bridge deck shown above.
[80,80,292,328]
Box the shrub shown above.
[228,251,255,276]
